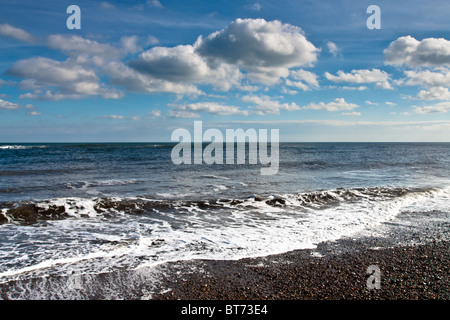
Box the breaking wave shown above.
[0,145,47,150]
[0,185,448,288]
[0,186,447,225]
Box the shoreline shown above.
[151,209,450,300]
[1,239,448,300]
[1,209,449,300]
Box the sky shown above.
[1,0,450,142]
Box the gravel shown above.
[152,238,449,300]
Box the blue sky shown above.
[1,0,450,142]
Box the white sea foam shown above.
[156,192,196,198]
[0,186,449,284]
[0,145,30,150]
[212,185,228,192]
[0,145,47,150]
[93,179,139,186]
[66,179,139,189]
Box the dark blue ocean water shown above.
[1,142,449,202]
[0,142,449,293]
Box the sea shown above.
[0,142,449,298]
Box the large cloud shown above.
[384,36,450,101]
[195,18,319,83]
[128,18,319,92]
[6,34,157,100]
[7,57,121,100]
[7,19,320,101]
[385,36,450,67]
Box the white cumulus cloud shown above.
[395,68,450,100]
[195,18,319,84]
[385,36,450,67]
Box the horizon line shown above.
[1,141,450,144]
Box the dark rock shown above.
[38,205,66,219]
[0,213,8,224]
[7,204,39,224]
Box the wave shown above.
[199,174,231,180]
[0,145,47,150]
[1,185,448,225]
[65,179,141,190]
[1,184,448,285]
